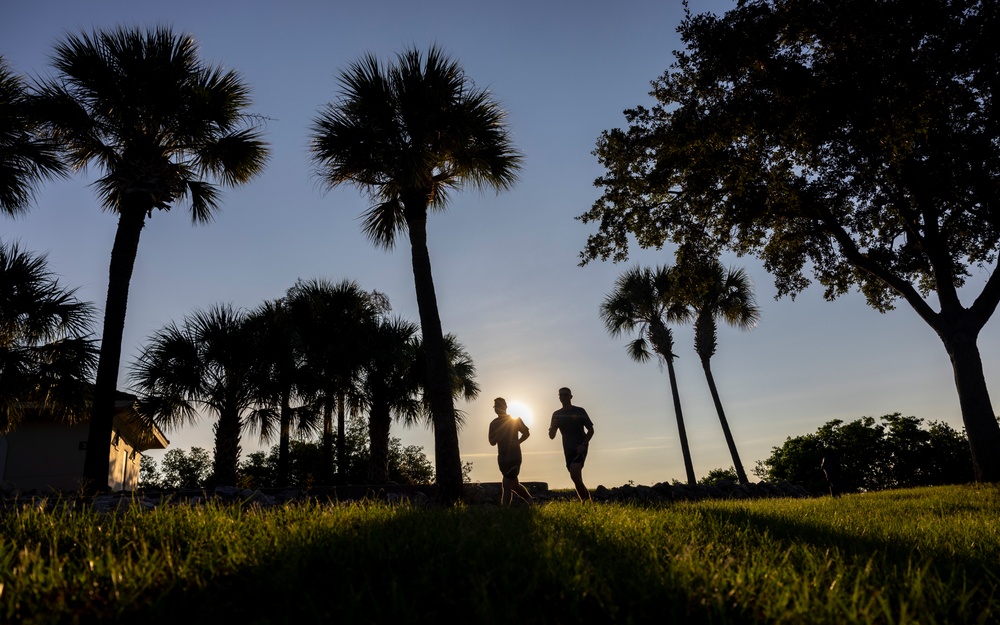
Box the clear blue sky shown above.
[3,0,996,490]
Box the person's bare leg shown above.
[501,480,513,505]
[569,463,591,502]
[510,479,534,504]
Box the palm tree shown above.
[286,278,388,484]
[359,321,480,485]
[34,26,269,492]
[413,332,480,429]
[0,240,97,432]
[0,56,66,215]
[128,303,262,486]
[600,264,697,485]
[359,315,422,484]
[243,298,318,487]
[683,260,761,485]
[309,45,522,503]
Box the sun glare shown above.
[505,400,534,427]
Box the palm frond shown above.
[37,25,268,220]
[0,57,68,215]
[309,44,523,247]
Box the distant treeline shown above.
[754,413,975,494]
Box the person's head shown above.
[493,397,507,414]
[558,387,572,402]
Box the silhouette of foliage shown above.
[309,45,521,503]
[582,0,1000,482]
[236,415,435,488]
[34,25,269,492]
[755,413,975,493]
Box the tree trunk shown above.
[82,207,146,494]
[322,398,334,485]
[665,355,697,485]
[700,357,749,485]
[336,391,346,485]
[405,210,462,504]
[368,402,392,484]
[212,404,242,487]
[939,331,1000,482]
[277,389,291,487]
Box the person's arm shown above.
[519,422,530,444]
[548,415,557,439]
[488,421,498,446]
[581,409,595,444]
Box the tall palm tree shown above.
[34,26,269,492]
[0,240,97,432]
[309,45,522,503]
[286,278,388,484]
[0,56,66,215]
[683,260,761,485]
[600,265,697,485]
[243,298,318,487]
[128,303,262,486]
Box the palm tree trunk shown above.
[82,206,146,494]
[405,210,462,504]
[336,391,346,484]
[213,404,242,487]
[665,356,697,485]
[277,389,291,486]
[368,401,392,484]
[939,331,1000,481]
[700,357,749,485]
[322,398,334,485]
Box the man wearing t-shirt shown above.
[548,387,595,502]
[488,397,534,505]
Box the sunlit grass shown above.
[1,485,997,624]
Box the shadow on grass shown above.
[112,504,747,625]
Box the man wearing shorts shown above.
[488,397,534,505]
[548,387,594,502]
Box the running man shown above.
[488,397,534,505]
[548,387,594,502]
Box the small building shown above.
[0,391,169,493]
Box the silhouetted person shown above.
[821,452,841,497]
[548,387,594,502]
[488,397,534,505]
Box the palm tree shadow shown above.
[115,504,780,625]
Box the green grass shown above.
[1,484,997,624]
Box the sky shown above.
[3,0,997,491]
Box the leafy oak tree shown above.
[580,0,1000,481]
[755,414,974,493]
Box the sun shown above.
[505,400,534,428]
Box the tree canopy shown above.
[755,413,975,494]
[0,240,97,431]
[580,0,1000,481]
[0,57,65,215]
